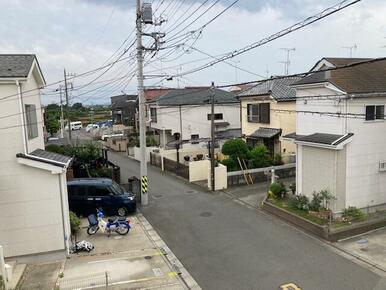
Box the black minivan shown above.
[67,178,136,217]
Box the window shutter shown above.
[365,106,375,121]
[259,103,270,124]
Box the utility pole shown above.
[59,86,64,138]
[64,69,71,141]
[280,48,296,75]
[210,82,216,191]
[137,0,148,206]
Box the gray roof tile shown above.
[294,58,386,94]
[238,76,302,101]
[248,127,282,139]
[296,133,353,145]
[0,54,35,78]
[30,149,72,164]
[151,88,238,106]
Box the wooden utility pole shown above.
[210,82,215,191]
[64,69,71,141]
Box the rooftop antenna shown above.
[342,44,357,57]
[279,48,296,75]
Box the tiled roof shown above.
[0,54,35,78]
[151,88,238,106]
[296,133,354,145]
[237,76,302,101]
[324,58,372,67]
[111,94,137,109]
[248,127,282,139]
[144,88,172,101]
[16,149,72,168]
[294,58,386,94]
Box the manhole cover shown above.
[199,212,212,217]
[144,256,153,260]
[186,190,197,194]
[152,194,163,199]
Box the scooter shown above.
[87,209,131,236]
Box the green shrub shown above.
[89,167,113,178]
[250,144,272,168]
[221,139,250,160]
[146,136,157,147]
[273,153,283,166]
[45,144,66,155]
[69,211,81,235]
[269,182,282,196]
[342,206,366,222]
[308,191,324,211]
[220,157,238,171]
[289,194,309,211]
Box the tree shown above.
[46,116,60,135]
[250,144,272,168]
[221,138,250,160]
[72,102,84,111]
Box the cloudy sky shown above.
[1,0,385,104]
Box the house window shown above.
[366,105,384,121]
[25,104,38,139]
[247,103,270,124]
[150,107,157,123]
[207,113,223,120]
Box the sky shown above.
[1,0,386,104]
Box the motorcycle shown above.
[87,209,131,236]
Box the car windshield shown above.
[109,181,124,195]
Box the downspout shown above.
[16,80,28,153]
[58,171,71,256]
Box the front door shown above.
[87,185,111,215]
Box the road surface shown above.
[108,150,381,290]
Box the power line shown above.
[167,0,361,79]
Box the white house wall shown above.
[0,162,65,257]
[345,97,386,209]
[296,85,386,210]
[150,103,240,141]
[296,86,346,136]
[21,75,45,152]
[0,76,66,257]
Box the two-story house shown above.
[238,76,301,158]
[289,57,386,213]
[0,54,72,258]
[148,87,241,147]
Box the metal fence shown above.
[227,163,296,186]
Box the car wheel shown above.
[117,207,127,217]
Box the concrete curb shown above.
[136,212,201,290]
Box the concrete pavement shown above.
[59,214,197,289]
[337,227,386,272]
[108,150,383,290]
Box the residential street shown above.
[108,151,383,290]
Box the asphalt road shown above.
[108,151,381,290]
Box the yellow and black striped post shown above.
[141,176,148,195]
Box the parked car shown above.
[86,124,99,132]
[101,133,124,141]
[67,178,136,217]
[65,121,83,131]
